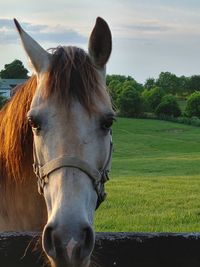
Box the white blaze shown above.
[66,238,78,260]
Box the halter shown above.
[33,132,113,209]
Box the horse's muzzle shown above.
[42,223,94,267]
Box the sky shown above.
[1,0,200,83]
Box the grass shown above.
[94,118,200,232]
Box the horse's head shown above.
[14,18,113,267]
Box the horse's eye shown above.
[28,117,41,131]
[101,118,114,130]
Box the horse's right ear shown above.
[14,18,50,73]
[88,17,112,69]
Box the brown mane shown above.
[0,46,111,187]
[0,77,36,185]
[46,46,108,113]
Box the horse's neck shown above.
[0,173,47,231]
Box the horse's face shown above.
[14,18,112,267]
[29,94,113,267]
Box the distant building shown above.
[0,79,27,98]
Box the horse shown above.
[0,17,114,267]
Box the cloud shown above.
[126,23,171,33]
[34,28,87,44]
[0,18,87,45]
[112,20,175,41]
[0,18,13,28]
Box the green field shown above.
[94,118,200,232]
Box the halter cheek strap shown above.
[33,135,113,209]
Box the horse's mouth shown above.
[50,259,90,267]
[49,251,91,267]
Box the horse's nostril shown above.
[43,225,56,259]
[78,226,95,259]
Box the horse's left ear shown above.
[88,17,112,69]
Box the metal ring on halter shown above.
[32,132,113,209]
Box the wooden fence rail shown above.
[0,232,200,267]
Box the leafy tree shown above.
[185,92,200,118]
[155,95,181,117]
[156,72,180,95]
[106,74,132,86]
[0,59,28,79]
[141,89,151,112]
[118,86,143,117]
[107,75,126,87]
[107,74,144,110]
[142,86,165,112]
[144,77,156,90]
[107,79,122,107]
[178,75,190,96]
[122,79,143,93]
[107,75,127,104]
[187,75,200,93]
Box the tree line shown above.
[1,59,200,119]
[107,73,200,119]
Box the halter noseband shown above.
[33,133,113,209]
